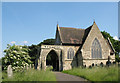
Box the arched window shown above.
[91,38,102,59]
[67,48,74,59]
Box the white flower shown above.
[13,50,17,53]
[20,47,22,49]
[17,55,20,57]
[12,67,15,69]
[13,56,16,59]
[10,56,13,59]
[16,61,19,64]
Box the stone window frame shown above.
[91,38,102,59]
[67,48,74,59]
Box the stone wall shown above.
[58,45,79,70]
[38,45,79,71]
[81,23,115,67]
[83,59,115,67]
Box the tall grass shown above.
[63,65,118,81]
[0,65,2,82]
[2,69,56,81]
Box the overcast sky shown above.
[2,2,118,57]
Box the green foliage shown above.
[28,44,39,65]
[28,38,55,64]
[2,69,56,81]
[115,54,120,62]
[101,31,120,62]
[38,38,55,46]
[3,44,32,71]
[63,65,118,81]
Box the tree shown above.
[28,38,55,65]
[3,44,32,71]
[28,45,38,65]
[101,31,120,62]
[38,38,55,46]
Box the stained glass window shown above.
[91,38,102,59]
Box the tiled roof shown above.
[58,27,85,44]
[58,25,92,45]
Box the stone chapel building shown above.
[36,21,115,71]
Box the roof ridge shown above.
[59,27,85,30]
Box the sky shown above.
[2,2,118,57]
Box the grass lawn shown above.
[2,68,56,81]
[62,65,119,82]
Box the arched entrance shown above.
[46,50,59,71]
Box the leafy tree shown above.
[28,38,55,65]
[3,44,32,71]
[28,45,39,65]
[101,31,120,62]
[38,38,55,46]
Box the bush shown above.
[2,44,32,72]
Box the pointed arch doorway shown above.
[46,50,59,71]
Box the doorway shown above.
[46,50,59,71]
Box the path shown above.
[54,71,89,81]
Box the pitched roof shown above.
[58,25,92,45]
[105,38,115,54]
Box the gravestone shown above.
[26,65,29,70]
[32,64,34,69]
[7,65,13,78]
[30,64,31,68]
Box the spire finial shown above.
[93,19,95,23]
[57,21,59,28]
[93,19,96,25]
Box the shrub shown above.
[3,44,32,72]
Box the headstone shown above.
[32,64,34,69]
[89,65,92,69]
[30,64,31,68]
[113,61,116,65]
[26,65,28,70]
[92,63,94,67]
[7,65,13,78]
[100,62,103,67]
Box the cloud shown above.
[113,36,119,40]
[10,41,16,44]
[23,41,28,44]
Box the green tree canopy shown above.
[101,31,120,62]
[28,38,55,64]
[38,38,55,46]
[3,44,32,71]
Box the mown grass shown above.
[2,68,56,81]
[62,65,119,82]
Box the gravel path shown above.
[54,71,89,82]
